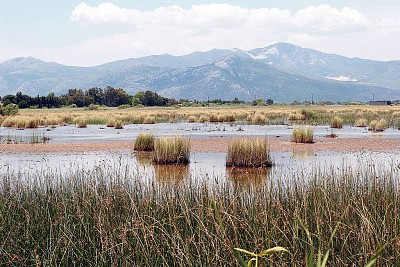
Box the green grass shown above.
[226,137,272,168]
[133,132,155,151]
[153,136,190,164]
[292,126,314,143]
[0,157,398,266]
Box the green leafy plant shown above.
[234,247,289,267]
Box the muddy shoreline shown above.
[0,137,399,154]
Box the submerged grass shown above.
[153,136,190,164]
[226,137,272,168]
[0,158,398,266]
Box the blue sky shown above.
[1,1,399,66]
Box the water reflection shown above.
[154,164,189,184]
[226,167,270,188]
[291,150,315,159]
[134,152,153,167]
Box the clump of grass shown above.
[288,112,306,121]
[209,113,219,123]
[369,119,388,132]
[355,118,368,127]
[249,114,267,125]
[106,119,115,127]
[226,137,272,168]
[114,120,123,129]
[77,119,87,128]
[188,115,197,123]
[198,115,208,123]
[330,116,343,128]
[143,116,156,124]
[223,114,235,122]
[292,126,314,143]
[134,132,155,151]
[153,136,190,164]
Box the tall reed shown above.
[0,158,398,266]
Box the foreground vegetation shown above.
[0,158,398,266]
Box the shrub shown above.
[153,136,190,164]
[134,133,155,151]
[226,137,272,168]
[292,126,314,143]
[0,104,19,116]
[87,104,99,110]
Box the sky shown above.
[1,0,400,66]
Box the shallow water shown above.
[1,123,400,144]
[2,149,399,189]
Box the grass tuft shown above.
[226,137,272,168]
[330,116,343,128]
[292,126,314,143]
[134,132,155,151]
[153,136,190,164]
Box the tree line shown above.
[0,87,173,109]
[0,87,275,110]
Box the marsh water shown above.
[1,123,400,144]
[1,123,400,188]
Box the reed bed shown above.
[4,105,400,128]
[133,132,155,151]
[226,137,272,167]
[153,136,190,164]
[0,158,398,266]
[292,126,314,143]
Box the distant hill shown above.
[0,43,399,102]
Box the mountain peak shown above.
[0,56,44,70]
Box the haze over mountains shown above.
[1,42,399,102]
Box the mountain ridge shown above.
[1,42,399,102]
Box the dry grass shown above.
[369,119,388,132]
[153,136,190,164]
[292,126,314,143]
[330,116,344,128]
[355,118,368,127]
[226,137,272,168]
[5,105,399,129]
[134,132,155,151]
[143,116,156,124]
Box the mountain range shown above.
[1,42,399,102]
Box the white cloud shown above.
[2,2,394,66]
[70,3,372,32]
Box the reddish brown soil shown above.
[0,137,399,154]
